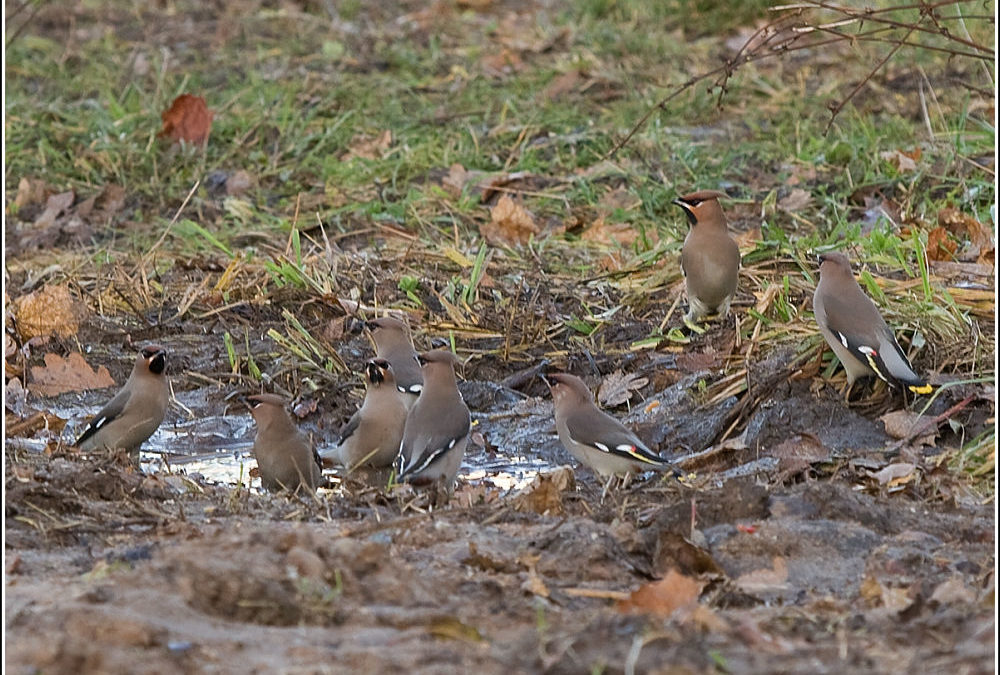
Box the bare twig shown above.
[608,0,993,157]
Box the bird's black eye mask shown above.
[672,199,700,226]
[145,350,166,374]
[366,359,390,384]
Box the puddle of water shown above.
[23,389,572,495]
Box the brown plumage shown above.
[547,372,679,478]
[248,394,323,494]
[75,344,169,461]
[367,316,423,407]
[813,252,932,395]
[323,359,408,470]
[396,350,470,493]
[673,190,741,321]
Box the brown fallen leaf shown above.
[879,410,937,447]
[33,190,75,230]
[926,226,958,261]
[30,352,115,397]
[652,532,726,579]
[617,569,704,617]
[511,466,575,516]
[771,433,831,476]
[880,148,921,172]
[938,206,995,265]
[15,284,80,340]
[159,94,214,145]
[481,194,538,247]
[597,369,648,407]
[14,177,52,210]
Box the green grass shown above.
[4,0,995,488]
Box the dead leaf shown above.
[33,191,75,230]
[343,130,392,160]
[15,285,80,340]
[481,194,538,247]
[879,410,923,439]
[597,369,648,407]
[511,466,575,516]
[771,433,831,476]
[14,177,52,210]
[879,410,937,447]
[617,569,704,617]
[871,462,917,488]
[777,188,812,213]
[734,556,789,594]
[543,69,583,100]
[880,148,920,172]
[926,226,958,261]
[938,206,995,265]
[30,352,115,397]
[159,94,214,145]
[652,532,726,579]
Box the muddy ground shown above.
[5,0,996,672]
[5,317,996,673]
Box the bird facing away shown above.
[813,251,932,395]
[547,372,679,480]
[396,350,470,495]
[75,344,169,461]
[673,190,741,322]
[367,316,423,408]
[323,359,408,471]
[248,394,323,494]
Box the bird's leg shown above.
[601,475,615,503]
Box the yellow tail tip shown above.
[909,383,933,395]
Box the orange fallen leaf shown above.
[30,352,115,397]
[481,194,538,247]
[926,226,957,261]
[617,569,704,617]
[159,94,214,145]
[15,284,80,340]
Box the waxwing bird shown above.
[248,394,323,494]
[813,251,932,395]
[546,372,679,497]
[75,344,169,461]
[396,350,470,496]
[322,359,408,471]
[673,190,741,322]
[367,317,423,408]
